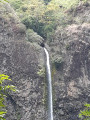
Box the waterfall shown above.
[44,48,53,120]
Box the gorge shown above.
[0,0,90,120]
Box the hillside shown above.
[0,0,90,120]
[0,2,46,120]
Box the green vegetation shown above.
[52,55,64,70]
[0,74,16,120]
[37,65,45,77]
[79,103,90,120]
[0,0,8,2]
[9,0,88,42]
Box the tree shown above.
[9,0,88,41]
[0,74,16,120]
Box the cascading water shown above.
[44,48,53,120]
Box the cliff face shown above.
[0,1,90,120]
[49,3,90,119]
[0,2,46,120]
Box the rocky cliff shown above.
[0,1,90,120]
[49,2,90,120]
[0,2,46,120]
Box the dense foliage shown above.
[0,74,16,120]
[9,0,88,41]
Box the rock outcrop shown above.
[50,23,90,120]
[0,2,46,120]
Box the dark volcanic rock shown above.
[0,2,46,120]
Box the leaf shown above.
[85,104,90,108]
[79,113,83,119]
[80,109,90,117]
[0,111,6,115]
[5,85,16,92]
[0,116,6,120]
[0,102,5,107]
[0,74,11,84]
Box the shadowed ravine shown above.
[44,48,53,120]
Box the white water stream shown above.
[44,48,53,120]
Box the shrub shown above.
[22,16,45,38]
[10,0,23,10]
[37,66,45,77]
[0,74,17,120]
[13,23,26,34]
[79,103,90,120]
[52,55,64,70]
[26,29,43,45]
[9,0,89,41]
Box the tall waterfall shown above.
[44,48,53,120]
